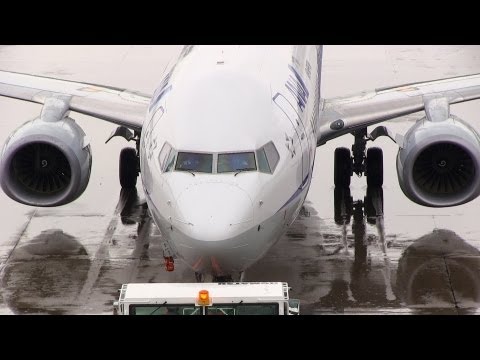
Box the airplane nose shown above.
[174,182,254,241]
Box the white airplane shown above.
[2,45,480,281]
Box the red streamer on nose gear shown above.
[164,256,174,272]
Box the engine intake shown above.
[0,117,92,207]
[12,142,72,195]
[412,142,475,195]
[397,116,480,207]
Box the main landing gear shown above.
[334,128,385,226]
[105,125,141,189]
[334,128,383,188]
[120,148,139,188]
[333,129,388,295]
[332,127,395,303]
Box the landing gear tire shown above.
[364,186,384,225]
[334,187,353,225]
[119,148,138,188]
[334,147,352,187]
[366,147,383,187]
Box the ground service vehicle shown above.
[113,282,300,315]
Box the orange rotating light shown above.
[197,290,211,306]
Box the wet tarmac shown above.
[1,45,480,314]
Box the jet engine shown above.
[0,117,92,207]
[397,115,480,207]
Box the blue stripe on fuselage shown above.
[276,173,310,214]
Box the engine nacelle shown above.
[0,117,92,207]
[397,115,480,207]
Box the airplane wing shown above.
[0,70,151,132]
[318,73,480,145]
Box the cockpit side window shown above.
[256,142,280,174]
[175,152,213,173]
[264,142,280,173]
[158,142,172,172]
[256,148,271,173]
[164,149,177,172]
[217,152,256,173]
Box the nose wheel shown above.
[119,148,139,188]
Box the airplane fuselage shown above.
[139,45,321,277]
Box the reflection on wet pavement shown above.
[2,230,90,315]
[0,189,197,314]
[397,230,480,314]
[254,199,480,315]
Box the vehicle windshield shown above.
[218,152,256,173]
[129,303,279,315]
[130,304,202,315]
[206,303,279,315]
[175,152,213,173]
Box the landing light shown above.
[197,290,212,306]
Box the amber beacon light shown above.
[197,290,212,306]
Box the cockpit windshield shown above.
[167,143,278,175]
[175,152,213,173]
[217,152,256,173]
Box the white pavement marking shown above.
[0,209,37,278]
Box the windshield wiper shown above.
[148,301,167,315]
[178,169,195,176]
[234,168,255,177]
